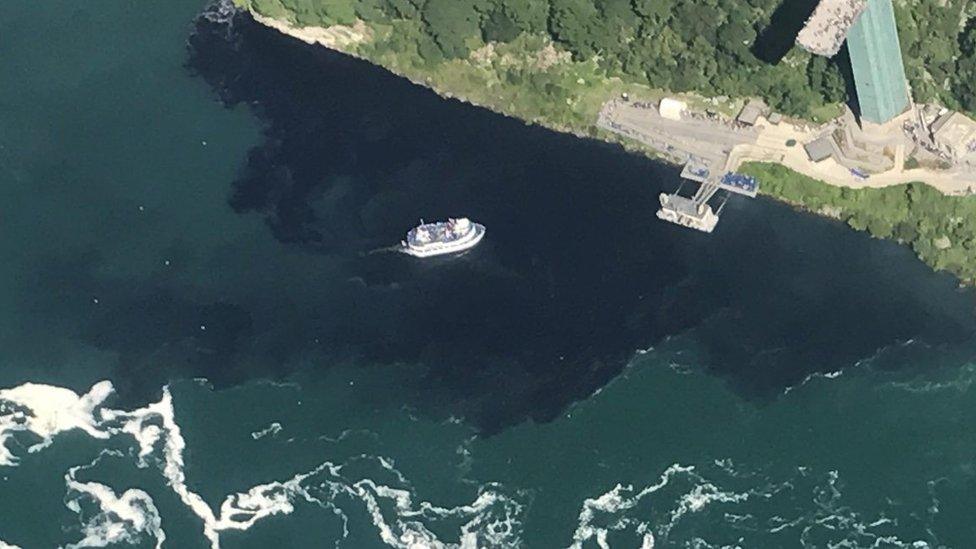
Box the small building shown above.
[657,193,719,233]
[804,136,835,162]
[767,112,783,125]
[930,111,976,160]
[736,100,765,126]
[659,98,686,121]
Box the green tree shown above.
[806,56,845,103]
[497,0,549,34]
[717,20,755,62]
[384,0,423,18]
[549,0,602,58]
[595,0,634,21]
[483,9,521,42]
[631,0,673,24]
[672,0,719,44]
[422,0,483,57]
[954,21,976,111]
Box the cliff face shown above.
[249,11,373,51]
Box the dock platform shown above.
[659,161,759,232]
[657,192,720,233]
[598,99,761,232]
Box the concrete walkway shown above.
[601,100,976,197]
[731,116,976,196]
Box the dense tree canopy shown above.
[954,19,976,112]
[246,0,976,118]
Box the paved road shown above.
[600,100,976,196]
[599,101,758,172]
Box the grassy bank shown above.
[742,162,976,285]
[353,21,729,137]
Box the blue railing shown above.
[720,173,758,193]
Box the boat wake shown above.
[362,244,403,256]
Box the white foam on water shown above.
[99,387,226,546]
[351,481,438,547]
[656,463,933,548]
[250,421,282,440]
[0,380,526,549]
[0,378,944,548]
[213,461,343,532]
[0,382,234,547]
[569,464,695,549]
[573,482,634,538]
[883,362,976,394]
[374,455,413,486]
[98,387,346,547]
[100,387,333,547]
[665,481,748,533]
[783,369,845,395]
[150,457,524,549]
[0,381,113,465]
[63,454,166,549]
[567,463,878,548]
[0,540,22,549]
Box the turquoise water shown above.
[2,1,976,547]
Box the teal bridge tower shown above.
[797,0,911,124]
[846,0,910,123]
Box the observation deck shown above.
[796,0,868,57]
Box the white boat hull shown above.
[401,223,486,257]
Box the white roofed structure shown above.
[658,98,686,121]
[931,111,976,162]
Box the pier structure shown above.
[598,98,761,232]
[658,159,758,232]
[659,159,723,232]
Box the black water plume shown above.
[178,2,976,433]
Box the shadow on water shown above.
[65,3,972,433]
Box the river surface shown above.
[2,1,976,547]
